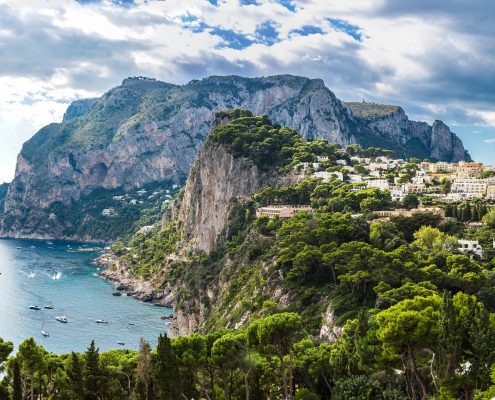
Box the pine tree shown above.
[84,341,102,400]
[152,334,180,400]
[67,352,84,400]
[437,292,461,381]
[136,338,152,400]
[12,359,22,400]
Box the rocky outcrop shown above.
[345,104,471,161]
[62,98,98,122]
[177,142,264,253]
[2,75,470,239]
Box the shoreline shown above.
[96,252,175,309]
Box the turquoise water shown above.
[0,239,171,354]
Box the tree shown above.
[249,313,303,400]
[136,338,152,400]
[67,352,85,400]
[84,340,103,400]
[376,295,442,399]
[153,334,180,400]
[402,193,419,210]
[212,332,252,400]
[482,207,495,228]
[18,338,44,400]
[12,359,22,400]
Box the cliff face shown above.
[344,103,471,161]
[177,142,264,253]
[2,75,470,239]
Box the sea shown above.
[0,238,171,354]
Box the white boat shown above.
[44,305,54,309]
[41,324,49,337]
[29,305,41,310]
[128,321,135,326]
[118,341,125,346]
[55,315,69,323]
[96,319,108,324]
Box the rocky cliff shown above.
[1,75,470,239]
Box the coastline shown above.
[96,252,175,308]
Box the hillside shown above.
[1,75,470,241]
[0,183,8,214]
[93,110,495,399]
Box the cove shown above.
[0,239,170,353]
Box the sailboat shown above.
[41,324,49,337]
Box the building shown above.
[431,162,455,173]
[457,240,483,258]
[373,206,445,219]
[451,179,487,198]
[366,179,390,190]
[404,183,429,194]
[312,171,344,181]
[101,208,116,217]
[256,205,313,219]
[457,162,483,178]
[486,185,495,200]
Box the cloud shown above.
[0,0,494,182]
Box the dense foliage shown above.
[209,110,344,170]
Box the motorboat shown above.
[29,305,41,310]
[118,341,125,346]
[128,321,135,326]
[44,305,54,309]
[55,315,69,323]
[41,324,49,337]
[96,319,108,324]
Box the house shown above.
[366,179,390,190]
[256,205,313,219]
[451,179,487,198]
[101,208,116,217]
[457,162,483,178]
[457,240,483,258]
[373,206,445,219]
[312,171,344,181]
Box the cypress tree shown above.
[465,204,472,221]
[12,359,22,400]
[152,334,180,400]
[84,341,102,400]
[67,352,85,400]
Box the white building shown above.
[451,179,487,197]
[256,205,313,219]
[312,171,344,182]
[366,179,390,190]
[458,240,483,258]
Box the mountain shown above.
[0,75,470,240]
[0,183,8,214]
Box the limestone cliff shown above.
[344,103,471,161]
[2,75,470,239]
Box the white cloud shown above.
[0,0,494,182]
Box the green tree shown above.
[84,340,103,400]
[402,193,419,210]
[67,352,85,400]
[376,295,442,399]
[12,359,22,400]
[248,313,303,400]
[136,338,152,400]
[153,334,180,400]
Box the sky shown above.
[0,0,494,183]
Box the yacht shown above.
[55,315,69,323]
[118,341,125,346]
[128,321,135,326]
[44,305,54,310]
[29,305,41,310]
[96,319,108,324]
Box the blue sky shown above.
[0,0,494,182]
